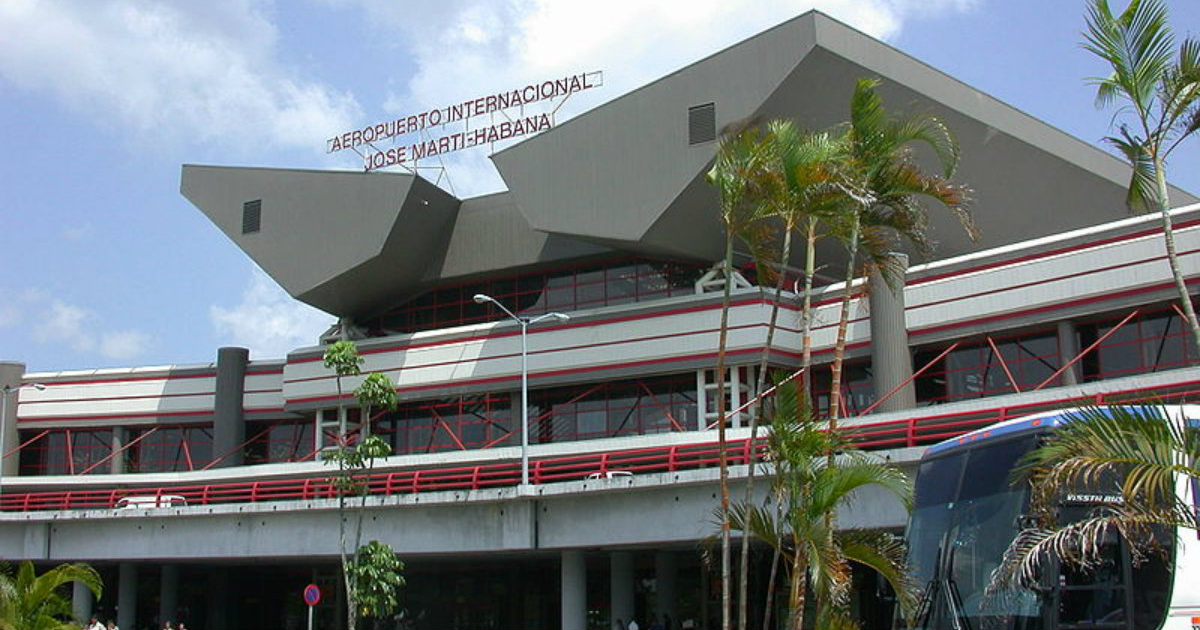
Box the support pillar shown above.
[109,427,126,474]
[213,347,249,468]
[611,551,635,629]
[73,580,94,625]
[868,253,916,412]
[655,551,678,627]
[160,565,179,626]
[0,361,25,478]
[118,563,137,630]
[1057,320,1082,386]
[561,550,587,630]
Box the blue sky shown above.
[1,0,1197,373]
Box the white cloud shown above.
[210,269,334,360]
[25,295,153,360]
[0,305,21,329]
[32,300,95,352]
[347,0,980,196]
[99,330,152,360]
[61,224,92,242]
[0,0,361,152]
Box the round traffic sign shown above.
[303,584,321,606]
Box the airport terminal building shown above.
[1,11,1198,630]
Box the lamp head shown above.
[32,384,46,391]
[550,313,570,322]
[473,294,492,305]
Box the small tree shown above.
[1083,0,1200,354]
[322,341,404,630]
[0,561,102,630]
[827,78,977,425]
[707,122,775,630]
[729,379,915,629]
[349,540,407,622]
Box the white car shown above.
[585,470,633,480]
[115,495,187,509]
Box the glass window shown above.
[362,259,707,334]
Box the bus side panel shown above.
[1165,479,1200,630]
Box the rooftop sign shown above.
[327,71,603,172]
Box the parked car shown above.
[115,495,187,509]
[585,470,633,480]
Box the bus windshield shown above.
[903,434,1044,630]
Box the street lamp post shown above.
[473,294,569,488]
[0,382,45,503]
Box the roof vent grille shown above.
[688,103,716,145]
[242,199,262,234]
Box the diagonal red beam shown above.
[1035,309,1139,391]
[705,366,806,430]
[202,420,284,471]
[986,336,1021,394]
[3,429,49,463]
[432,409,468,451]
[858,342,961,417]
[78,427,159,475]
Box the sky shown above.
[1,0,1197,374]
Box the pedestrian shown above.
[628,618,640,630]
[86,616,104,630]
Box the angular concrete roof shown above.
[182,10,1196,320]
[181,166,461,316]
[492,10,1195,262]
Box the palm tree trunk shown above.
[762,545,781,630]
[339,453,357,630]
[828,214,861,427]
[1154,160,1200,356]
[789,553,806,630]
[716,233,735,630]
[739,226,794,630]
[800,218,818,394]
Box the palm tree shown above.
[730,379,915,630]
[707,121,774,630]
[1083,0,1200,354]
[826,78,977,425]
[990,405,1199,591]
[0,561,102,630]
[737,121,845,629]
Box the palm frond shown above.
[839,529,920,620]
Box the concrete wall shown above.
[0,461,914,562]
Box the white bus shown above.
[899,405,1200,630]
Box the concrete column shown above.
[1057,320,1082,386]
[72,580,95,625]
[868,253,916,412]
[655,551,678,625]
[160,565,179,626]
[611,551,635,629]
[213,347,249,468]
[109,427,126,475]
[0,361,26,477]
[117,563,137,630]
[561,550,587,630]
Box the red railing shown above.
[3,378,1198,513]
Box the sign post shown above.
[303,583,321,630]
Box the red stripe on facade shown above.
[909,217,1200,286]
